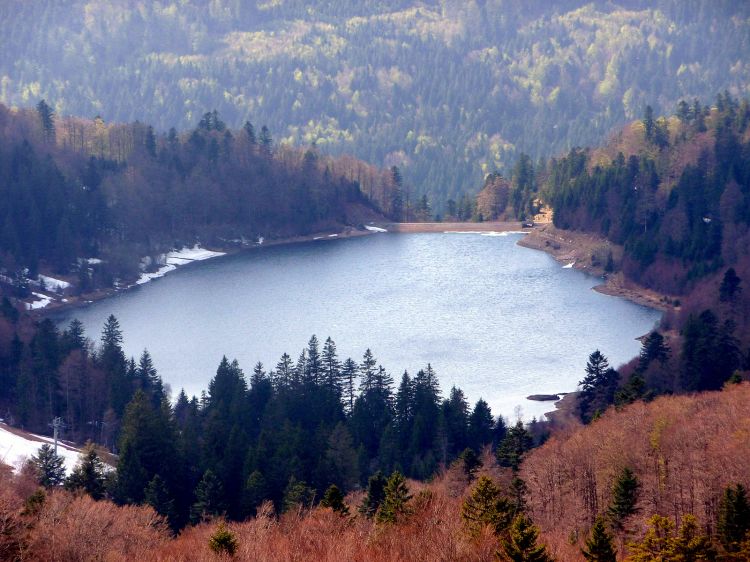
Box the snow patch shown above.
[562,262,575,269]
[0,424,81,474]
[86,258,103,265]
[38,275,71,290]
[136,245,226,285]
[480,231,528,237]
[27,292,53,310]
[328,234,339,238]
[364,225,388,233]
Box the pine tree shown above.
[461,475,513,536]
[458,447,482,479]
[376,471,412,524]
[320,484,349,515]
[208,522,238,556]
[282,477,315,513]
[468,398,495,451]
[340,358,358,413]
[497,420,533,471]
[322,337,342,392]
[359,471,387,517]
[501,514,554,562]
[144,474,177,527]
[30,443,65,488]
[581,517,617,562]
[36,99,55,144]
[191,469,226,523]
[242,470,268,516]
[720,268,742,303]
[718,484,750,552]
[608,467,640,531]
[65,442,106,500]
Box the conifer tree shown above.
[608,467,640,531]
[468,398,495,451]
[282,477,315,513]
[322,337,341,392]
[501,514,554,562]
[376,471,412,524]
[321,484,349,515]
[497,420,533,471]
[718,484,750,552]
[581,517,617,562]
[340,358,358,413]
[208,522,238,556]
[30,443,65,488]
[65,442,106,500]
[461,475,513,536]
[242,470,268,516]
[458,447,482,479]
[144,474,177,527]
[191,469,226,523]
[359,471,387,517]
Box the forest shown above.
[0,101,405,297]
[1,0,749,207]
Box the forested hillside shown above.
[2,0,749,207]
[0,102,392,296]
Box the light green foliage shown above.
[208,522,238,557]
[376,471,412,524]
[581,517,617,562]
[3,2,748,206]
[461,475,513,537]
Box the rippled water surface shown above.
[55,232,661,420]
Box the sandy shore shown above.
[519,223,675,311]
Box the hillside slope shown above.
[2,1,749,205]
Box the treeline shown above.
[0,305,530,529]
[0,102,401,294]
[545,92,750,293]
[2,1,749,206]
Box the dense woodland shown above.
[0,101,403,295]
[2,1,749,206]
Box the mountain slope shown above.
[2,1,749,206]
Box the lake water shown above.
[54,232,661,421]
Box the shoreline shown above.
[518,223,675,312]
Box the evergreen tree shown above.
[65,442,106,500]
[191,469,226,523]
[376,471,412,524]
[320,484,349,515]
[581,517,617,562]
[608,467,640,531]
[144,474,177,527]
[282,477,315,513]
[718,484,750,552]
[720,268,742,303]
[638,331,669,371]
[458,447,482,479]
[208,522,238,556]
[322,337,341,392]
[497,420,533,471]
[340,358,358,413]
[36,99,55,144]
[468,398,494,452]
[30,443,65,488]
[242,470,268,516]
[501,514,554,562]
[359,471,387,517]
[461,475,513,536]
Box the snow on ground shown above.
[26,292,53,310]
[328,234,338,238]
[480,231,528,237]
[0,423,81,474]
[563,261,575,269]
[86,258,103,265]
[365,225,388,233]
[136,245,226,285]
[38,274,71,290]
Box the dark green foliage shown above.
[718,484,750,552]
[461,475,513,537]
[681,310,741,391]
[320,484,349,516]
[608,467,640,531]
[282,477,315,513]
[720,268,742,302]
[376,471,412,524]
[497,420,533,472]
[359,471,387,518]
[191,470,227,523]
[65,442,106,500]
[578,351,619,423]
[581,517,617,562]
[145,475,178,528]
[208,522,238,557]
[501,514,555,562]
[458,448,482,479]
[29,443,65,488]
[242,471,268,517]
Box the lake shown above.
[54,232,661,421]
